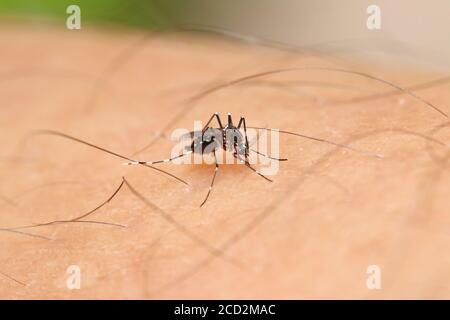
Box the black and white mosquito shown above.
[124,112,286,206]
[122,112,382,207]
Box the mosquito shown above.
[123,112,382,207]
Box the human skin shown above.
[0,24,449,299]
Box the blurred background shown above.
[1,0,450,299]
[1,0,450,71]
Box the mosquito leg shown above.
[200,151,219,207]
[250,148,288,161]
[234,154,273,182]
[122,151,193,166]
[227,112,234,128]
[202,112,224,132]
[237,116,250,157]
[201,113,224,146]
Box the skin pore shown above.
[0,24,450,299]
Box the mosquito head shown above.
[187,128,222,154]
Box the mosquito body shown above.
[186,113,249,158]
[122,109,391,206]
[125,112,282,206]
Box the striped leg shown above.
[234,153,273,182]
[123,151,192,166]
[250,148,288,161]
[200,151,219,207]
